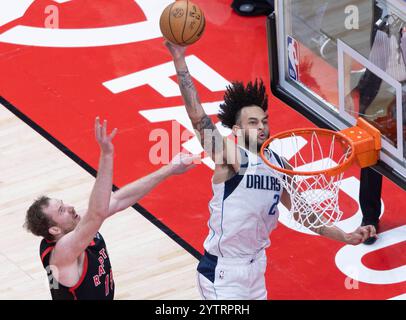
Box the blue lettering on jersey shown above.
[246,175,281,191]
[268,194,280,215]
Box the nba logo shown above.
[287,36,300,81]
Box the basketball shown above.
[159,0,206,46]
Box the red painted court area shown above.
[0,0,405,299]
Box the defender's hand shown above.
[164,40,187,61]
[345,225,377,245]
[95,117,117,155]
[166,152,200,175]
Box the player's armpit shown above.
[192,115,240,170]
[281,157,293,170]
[191,113,220,156]
[51,213,104,267]
[280,188,292,211]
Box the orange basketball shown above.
[160,0,206,46]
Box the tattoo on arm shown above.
[177,70,200,111]
[194,114,216,132]
[177,70,222,156]
[193,115,219,155]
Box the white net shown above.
[266,130,353,229]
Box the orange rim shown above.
[260,127,355,177]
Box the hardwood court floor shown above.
[0,105,199,300]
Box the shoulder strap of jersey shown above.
[40,239,55,267]
[263,147,285,169]
[236,145,249,171]
[270,149,285,168]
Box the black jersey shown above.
[40,232,115,300]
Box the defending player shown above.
[165,41,377,300]
[24,117,197,300]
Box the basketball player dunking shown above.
[165,42,377,300]
[24,117,197,300]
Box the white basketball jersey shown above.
[203,146,284,258]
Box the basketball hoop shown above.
[260,118,381,229]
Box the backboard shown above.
[267,0,406,190]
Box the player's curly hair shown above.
[218,79,268,129]
[24,196,56,241]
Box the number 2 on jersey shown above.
[268,194,280,215]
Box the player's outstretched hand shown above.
[164,40,187,61]
[167,152,200,175]
[345,225,377,245]
[95,117,118,155]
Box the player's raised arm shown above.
[52,117,117,266]
[165,41,238,169]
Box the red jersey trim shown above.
[41,246,54,262]
[69,252,89,300]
